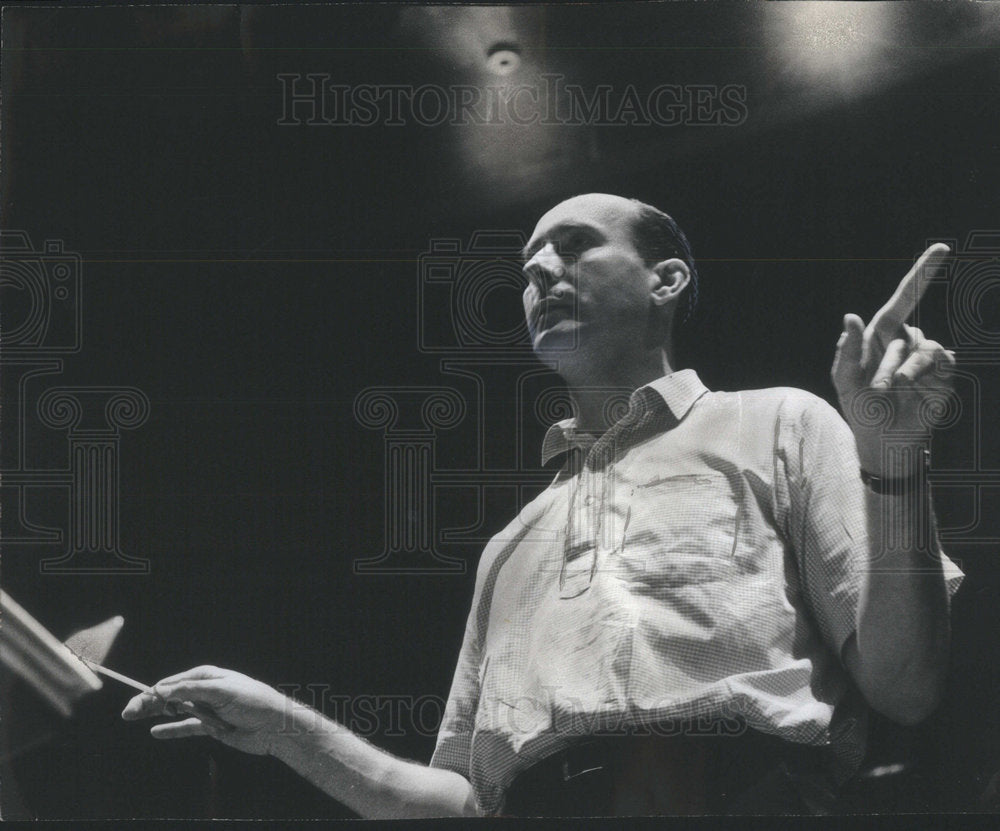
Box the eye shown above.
[560,230,594,256]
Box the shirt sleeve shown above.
[429,591,482,780]
[779,392,964,660]
[430,612,479,779]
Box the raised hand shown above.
[121,665,293,756]
[831,243,956,475]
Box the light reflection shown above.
[765,2,897,97]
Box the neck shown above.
[561,347,677,433]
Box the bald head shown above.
[521,192,696,375]
[532,193,642,236]
[523,193,698,324]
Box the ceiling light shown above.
[486,43,521,76]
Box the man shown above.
[122,194,963,817]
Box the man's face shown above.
[522,194,654,368]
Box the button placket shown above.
[559,391,658,598]
[560,455,601,598]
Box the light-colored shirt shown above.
[429,370,964,815]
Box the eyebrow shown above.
[521,221,602,262]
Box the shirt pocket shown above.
[617,471,740,587]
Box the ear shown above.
[650,258,691,306]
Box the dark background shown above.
[2,2,999,819]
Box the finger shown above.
[941,348,957,373]
[122,690,167,721]
[904,373,955,396]
[869,243,950,340]
[153,679,232,709]
[174,700,237,733]
[832,314,866,397]
[901,362,956,392]
[870,338,910,388]
[861,317,886,374]
[154,665,225,686]
[902,323,924,349]
[865,322,926,374]
[894,341,949,384]
[150,717,210,741]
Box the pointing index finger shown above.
[870,243,951,336]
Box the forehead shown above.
[526,194,639,251]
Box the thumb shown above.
[842,314,865,354]
[832,314,865,397]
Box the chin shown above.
[534,337,595,378]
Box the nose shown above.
[523,243,567,294]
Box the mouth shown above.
[533,296,577,331]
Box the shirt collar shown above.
[540,369,709,465]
